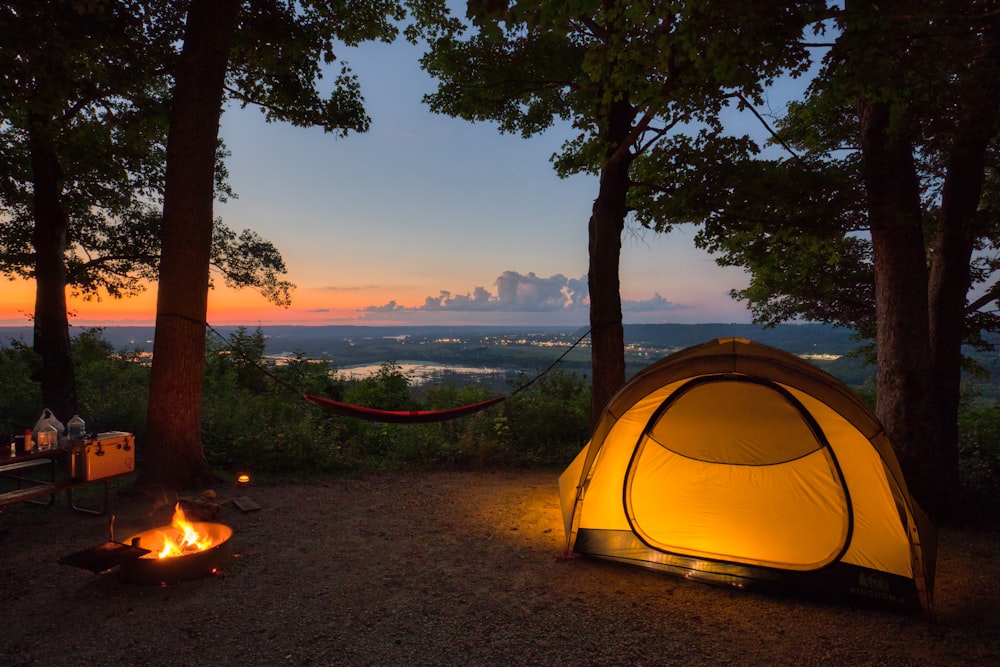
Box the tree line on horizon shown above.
[2,1,999,522]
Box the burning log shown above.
[119,503,233,585]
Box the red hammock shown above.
[303,393,506,424]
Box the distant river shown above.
[336,360,517,386]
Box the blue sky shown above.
[209,34,804,328]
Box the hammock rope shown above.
[302,393,507,424]
[182,314,590,424]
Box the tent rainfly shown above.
[559,338,936,613]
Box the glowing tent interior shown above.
[559,338,936,613]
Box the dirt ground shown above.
[1,470,998,666]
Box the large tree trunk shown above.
[588,100,635,424]
[927,36,1000,520]
[928,187,974,521]
[140,0,240,491]
[28,117,76,424]
[857,98,941,515]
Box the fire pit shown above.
[119,503,233,585]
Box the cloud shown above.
[362,300,406,312]
[359,271,679,316]
[622,293,677,312]
[413,271,589,313]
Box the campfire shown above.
[60,489,258,584]
[139,503,218,558]
[120,503,233,585]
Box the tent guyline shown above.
[160,313,590,423]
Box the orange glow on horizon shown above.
[0,277,392,327]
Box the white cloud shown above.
[622,293,676,312]
[409,271,587,312]
[362,300,405,312]
[360,271,680,315]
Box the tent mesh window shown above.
[625,376,851,570]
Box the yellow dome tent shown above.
[559,338,936,613]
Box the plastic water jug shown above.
[67,414,86,441]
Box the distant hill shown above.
[12,321,1000,397]
[0,321,888,391]
[0,322,861,355]
[621,322,860,355]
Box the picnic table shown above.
[0,446,128,516]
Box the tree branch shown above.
[734,92,809,167]
[223,84,293,117]
[967,282,1000,314]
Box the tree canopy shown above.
[0,0,294,421]
[419,0,826,417]
[143,0,425,489]
[644,1,1000,517]
[0,1,296,305]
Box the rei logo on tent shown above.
[857,572,892,593]
[558,338,935,615]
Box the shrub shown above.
[0,338,42,435]
[201,333,351,474]
[0,331,595,474]
[73,328,150,439]
[499,370,591,467]
[958,405,1000,523]
[26,324,999,526]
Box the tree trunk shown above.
[140,0,240,491]
[927,37,1000,520]
[28,117,76,424]
[928,193,973,522]
[857,98,940,515]
[588,99,635,424]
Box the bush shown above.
[498,370,591,466]
[958,405,1000,522]
[0,338,42,435]
[4,324,999,523]
[289,364,591,472]
[73,328,150,439]
[201,331,351,474]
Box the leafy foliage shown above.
[958,405,1000,523]
[196,328,592,474]
[657,4,1000,346]
[0,337,41,434]
[416,0,829,418]
[227,0,407,135]
[1,327,997,516]
[72,328,151,440]
[0,0,178,291]
[420,1,827,178]
[0,1,298,310]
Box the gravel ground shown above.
[1,470,998,666]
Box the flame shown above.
[153,503,215,559]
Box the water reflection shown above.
[337,361,516,386]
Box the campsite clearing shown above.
[2,470,998,666]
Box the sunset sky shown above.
[1,36,808,329]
